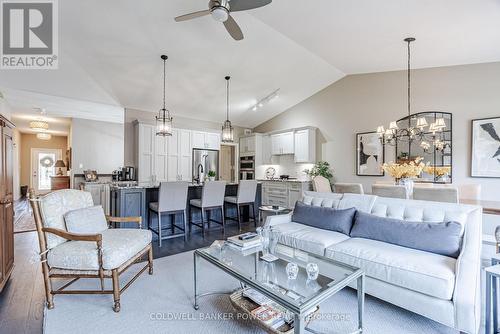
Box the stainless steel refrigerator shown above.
[192,149,219,184]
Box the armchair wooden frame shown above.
[29,192,153,312]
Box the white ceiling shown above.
[11,111,71,136]
[1,0,499,128]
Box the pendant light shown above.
[221,75,234,143]
[156,55,173,136]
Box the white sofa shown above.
[265,191,482,334]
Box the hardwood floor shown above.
[0,211,258,334]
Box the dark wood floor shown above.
[0,211,258,334]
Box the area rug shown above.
[43,251,457,334]
[14,198,36,233]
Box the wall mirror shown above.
[395,112,452,183]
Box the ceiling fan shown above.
[174,0,272,41]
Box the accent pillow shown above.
[350,211,462,258]
[64,205,108,234]
[291,201,356,235]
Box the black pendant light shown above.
[221,75,234,142]
[156,55,173,136]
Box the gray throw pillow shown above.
[64,205,108,234]
[291,201,356,235]
[350,211,462,258]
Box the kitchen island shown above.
[110,182,262,236]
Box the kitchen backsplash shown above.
[256,155,315,180]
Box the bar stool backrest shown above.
[237,180,257,204]
[201,181,226,208]
[158,181,189,212]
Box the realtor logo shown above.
[1,0,58,69]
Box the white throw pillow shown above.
[64,205,108,234]
[302,195,313,205]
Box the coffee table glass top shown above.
[196,243,361,311]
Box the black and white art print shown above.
[471,117,500,177]
[356,132,384,176]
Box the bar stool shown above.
[148,181,189,247]
[224,180,258,230]
[189,181,226,238]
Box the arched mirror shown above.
[395,112,452,183]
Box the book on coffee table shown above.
[227,234,262,250]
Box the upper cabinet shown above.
[192,131,220,150]
[294,128,316,163]
[271,131,294,155]
[239,135,257,157]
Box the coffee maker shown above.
[122,166,136,181]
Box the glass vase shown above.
[397,177,414,198]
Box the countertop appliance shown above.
[192,149,219,184]
[122,166,136,181]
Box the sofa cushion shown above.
[64,205,108,234]
[47,229,152,270]
[292,201,356,235]
[39,189,95,249]
[273,222,350,255]
[350,211,462,258]
[325,238,456,300]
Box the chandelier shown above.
[377,38,446,146]
[221,76,234,143]
[155,55,173,136]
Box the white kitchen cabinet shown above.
[294,128,316,163]
[261,135,273,164]
[178,129,192,181]
[270,132,294,155]
[261,180,312,209]
[166,129,179,181]
[155,135,169,181]
[136,123,155,184]
[239,135,257,157]
[192,131,220,150]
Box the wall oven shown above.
[239,156,255,180]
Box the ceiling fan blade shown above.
[229,0,272,12]
[174,10,210,22]
[223,15,244,40]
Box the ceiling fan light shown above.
[211,6,229,22]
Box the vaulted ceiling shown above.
[1,0,499,127]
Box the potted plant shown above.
[303,161,333,181]
[207,170,216,181]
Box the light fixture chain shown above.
[226,77,229,121]
[407,39,411,117]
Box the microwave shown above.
[239,156,254,170]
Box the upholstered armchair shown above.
[29,189,153,312]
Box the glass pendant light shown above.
[221,75,234,143]
[156,55,173,136]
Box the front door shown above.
[31,148,62,195]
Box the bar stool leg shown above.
[487,271,493,334]
[221,206,225,235]
[158,211,162,248]
[237,204,242,231]
[494,275,498,334]
[251,203,256,227]
[171,213,175,234]
[201,209,206,238]
[183,209,188,242]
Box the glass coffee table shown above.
[193,243,364,334]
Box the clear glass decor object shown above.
[286,262,299,280]
[306,263,319,280]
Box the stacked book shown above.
[243,289,288,330]
[227,233,262,250]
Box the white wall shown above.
[71,118,124,174]
[254,62,500,201]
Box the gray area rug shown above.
[43,250,458,334]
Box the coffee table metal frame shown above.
[193,246,365,334]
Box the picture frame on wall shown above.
[356,131,385,176]
[471,117,500,178]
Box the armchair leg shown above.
[42,262,54,309]
[148,246,154,275]
[112,269,121,312]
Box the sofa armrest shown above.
[264,212,293,228]
[453,207,482,334]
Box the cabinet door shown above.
[205,132,220,150]
[192,131,206,149]
[178,129,192,181]
[294,130,308,162]
[281,132,294,154]
[3,130,14,275]
[261,135,272,164]
[239,137,247,155]
[247,136,255,153]
[271,134,281,155]
[155,135,169,181]
[137,124,155,183]
[167,129,179,181]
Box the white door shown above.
[167,129,179,181]
[31,148,62,194]
[205,132,220,150]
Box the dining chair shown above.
[312,176,332,192]
[333,183,364,194]
[148,181,189,246]
[189,181,227,237]
[413,187,459,203]
[458,184,482,201]
[224,180,258,230]
[372,184,408,199]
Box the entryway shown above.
[30,148,62,195]
[219,144,237,182]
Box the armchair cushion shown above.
[47,229,152,270]
[39,189,94,249]
[64,205,108,234]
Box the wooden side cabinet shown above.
[50,176,70,190]
[0,115,15,293]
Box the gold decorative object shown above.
[381,157,428,181]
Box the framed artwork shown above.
[356,131,385,176]
[471,117,500,177]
